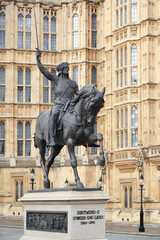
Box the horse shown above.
[34,84,106,188]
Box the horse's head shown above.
[84,85,105,125]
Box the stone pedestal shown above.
[19,188,110,240]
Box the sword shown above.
[33,0,39,49]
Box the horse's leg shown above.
[67,138,84,188]
[88,133,105,167]
[46,145,63,181]
[39,143,50,188]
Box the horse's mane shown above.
[68,84,100,113]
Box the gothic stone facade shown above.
[0,0,160,224]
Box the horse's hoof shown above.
[44,179,50,188]
[98,156,105,167]
[76,181,84,189]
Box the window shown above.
[131,67,137,85]
[73,12,78,49]
[15,180,24,202]
[43,15,49,50]
[17,122,23,156]
[51,16,56,50]
[25,122,31,156]
[92,66,97,85]
[125,108,128,127]
[116,46,127,88]
[92,14,97,48]
[131,106,138,147]
[43,10,56,51]
[131,44,137,65]
[131,106,138,127]
[124,186,133,209]
[73,67,78,84]
[121,131,123,148]
[116,0,127,28]
[18,68,23,102]
[0,67,5,101]
[17,121,31,156]
[131,44,137,85]
[121,109,123,128]
[116,107,128,149]
[18,68,31,102]
[117,132,119,149]
[125,130,128,148]
[121,48,123,67]
[0,121,5,156]
[116,50,119,68]
[43,75,49,103]
[18,8,31,49]
[25,68,31,102]
[0,8,5,47]
[43,71,56,104]
[92,123,97,154]
[131,1,137,23]
[116,71,119,88]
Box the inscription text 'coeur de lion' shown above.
[72,210,104,225]
[26,211,68,233]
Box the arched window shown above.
[25,13,31,49]
[18,68,23,102]
[73,14,78,48]
[131,1,137,23]
[17,122,23,156]
[51,17,56,50]
[73,67,78,84]
[25,122,31,156]
[43,15,49,50]
[131,44,137,65]
[0,10,5,47]
[131,106,138,127]
[92,14,97,48]
[131,44,137,85]
[0,121,5,156]
[0,67,5,101]
[25,68,31,102]
[43,75,49,103]
[18,14,23,48]
[91,66,97,85]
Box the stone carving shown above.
[136,144,146,173]
[26,211,67,233]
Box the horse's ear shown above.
[101,87,105,97]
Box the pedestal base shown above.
[19,188,110,240]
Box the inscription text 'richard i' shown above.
[72,210,104,225]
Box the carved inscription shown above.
[72,210,104,225]
[26,211,67,233]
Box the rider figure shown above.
[36,49,78,147]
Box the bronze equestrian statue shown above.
[34,49,106,188]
